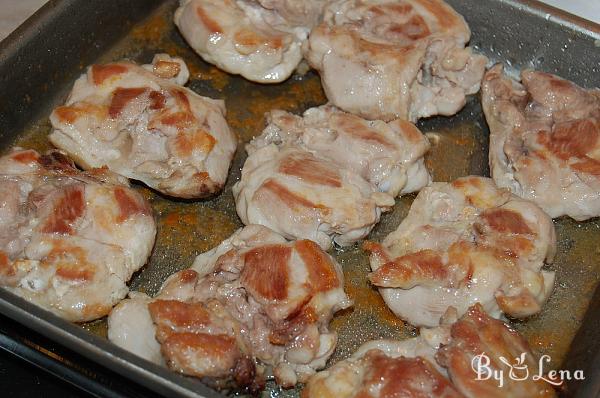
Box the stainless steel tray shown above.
[0,0,599,396]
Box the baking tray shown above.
[0,0,599,397]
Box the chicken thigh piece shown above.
[174,0,325,83]
[249,106,431,196]
[302,315,461,398]
[0,149,156,322]
[482,64,600,220]
[108,225,351,391]
[50,54,237,199]
[437,304,557,398]
[304,0,488,122]
[233,106,431,250]
[365,176,556,327]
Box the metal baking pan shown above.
[0,0,599,397]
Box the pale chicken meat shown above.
[174,0,326,83]
[0,149,156,322]
[233,106,431,250]
[108,225,351,391]
[436,304,557,397]
[50,54,237,199]
[482,64,600,220]
[304,0,488,122]
[365,176,556,327]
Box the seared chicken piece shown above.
[365,176,556,327]
[174,0,325,83]
[306,304,557,397]
[304,0,488,122]
[233,106,430,249]
[0,149,155,322]
[437,304,557,397]
[303,318,460,398]
[50,54,237,199]
[482,64,600,220]
[249,106,431,196]
[108,225,351,391]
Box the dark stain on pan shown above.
[6,0,600,396]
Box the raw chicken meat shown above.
[50,54,237,199]
[233,106,431,249]
[304,0,488,122]
[482,64,600,220]
[108,225,351,391]
[365,176,556,327]
[174,0,326,83]
[437,304,557,397]
[0,149,156,322]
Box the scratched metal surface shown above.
[4,0,600,397]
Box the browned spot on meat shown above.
[242,245,291,301]
[233,357,259,391]
[234,28,283,50]
[358,352,460,398]
[295,240,339,292]
[161,333,239,378]
[388,14,431,41]
[0,251,15,277]
[179,269,199,284]
[452,176,485,190]
[370,3,412,16]
[38,151,76,172]
[12,150,39,164]
[41,185,85,235]
[417,0,462,31]
[369,250,447,288]
[91,64,128,85]
[149,300,212,332]
[279,153,341,187]
[109,87,148,118]
[496,290,542,318]
[395,119,425,143]
[156,111,196,129]
[196,5,223,34]
[174,129,216,157]
[153,60,181,79]
[572,157,600,176]
[171,89,192,113]
[480,208,533,235]
[269,306,317,345]
[149,90,166,110]
[114,187,148,223]
[53,103,107,124]
[541,119,600,160]
[261,180,330,213]
[55,265,95,281]
[363,241,392,264]
[48,245,95,282]
[335,114,394,147]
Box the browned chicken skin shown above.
[482,64,600,220]
[0,149,156,322]
[304,304,557,397]
[50,54,237,198]
[108,225,351,391]
[366,176,556,327]
[304,0,488,121]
